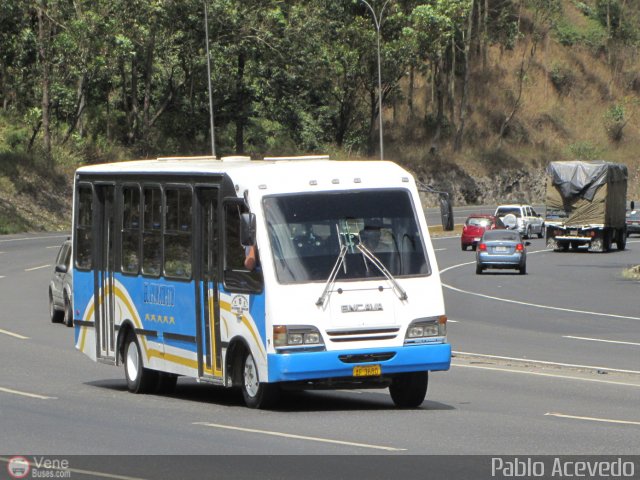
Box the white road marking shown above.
[0,458,147,480]
[25,264,51,272]
[444,281,640,321]
[454,351,640,375]
[0,386,56,400]
[46,245,61,249]
[448,319,459,323]
[0,276,4,279]
[434,248,447,251]
[545,412,640,426]
[0,234,69,243]
[0,328,29,339]
[193,422,406,451]
[452,363,640,387]
[563,336,640,347]
[432,235,459,240]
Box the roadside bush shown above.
[549,64,575,96]
[567,142,601,160]
[554,21,580,46]
[603,104,626,142]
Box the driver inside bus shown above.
[244,244,259,271]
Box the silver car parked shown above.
[49,238,73,327]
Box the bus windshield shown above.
[263,189,430,284]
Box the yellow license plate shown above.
[353,364,381,377]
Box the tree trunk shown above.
[37,1,52,167]
[430,63,445,147]
[142,23,156,153]
[63,75,87,144]
[455,0,475,151]
[483,0,488,70]
[408,64,414,117]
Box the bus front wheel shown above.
[389,371,428,408]
[124,332,159,394]
[241,350,279,409]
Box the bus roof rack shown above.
[156,155,218,161]
[263,155,330,161]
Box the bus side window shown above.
[75,185,93,270]
[224,204,263,292]
[142,186,162,277]
[164,187,192,279]
[121,185,141,274]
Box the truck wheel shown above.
[389,371,428,408]
[124,332,159,394]
[525,226,531,239]
[616,229,626,250]
[241,350,280,409]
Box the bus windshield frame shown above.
[262,189,431,284]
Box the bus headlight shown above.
[273,325,324,349]
[404,316,447,344]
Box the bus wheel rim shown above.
[126,342,139,381]
[244,354,259,398]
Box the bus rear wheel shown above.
[389,371,428,408]
[241,350,279,409]
[124,332,159,394]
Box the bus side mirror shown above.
[240,213,256,246]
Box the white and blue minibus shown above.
[72,155,450,408]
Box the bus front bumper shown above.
[267,343,451,383]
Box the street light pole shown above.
[361,0,389,161]
[204,1,216,158]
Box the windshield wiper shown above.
[357,243,408,301]
[315,244,348,308]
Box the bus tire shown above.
[389,371,428,408]
[49,290,62,323]
[241,350,279,409]
[124,332,158,394]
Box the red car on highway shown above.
[461,214,505,251]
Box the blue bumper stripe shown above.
[267,343,451,382]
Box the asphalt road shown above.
[1,228,639,478]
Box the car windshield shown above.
[546,209,568,218]
[483,230,519,242]
[467,217,492,227]
[263,189,430,284]
[496,207,521,217]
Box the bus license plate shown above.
[353,365,381,377]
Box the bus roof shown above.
[75,157,416,194]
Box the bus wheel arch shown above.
[226,338,279,409]
[121,325,159,394]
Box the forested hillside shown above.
[1,0,639,232]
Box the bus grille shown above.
[326,326,400,343]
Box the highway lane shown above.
[1,232,639,462]
[432,233,640,372]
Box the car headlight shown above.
[273,325,325,350]
[404,316,447,344]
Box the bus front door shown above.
[95,184,116,362]
[196,187,223,380]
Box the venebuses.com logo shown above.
[7,457,30,479]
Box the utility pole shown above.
[361,0,389,160]
[204,1,216,158]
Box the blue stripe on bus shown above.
[266,343,451,383]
